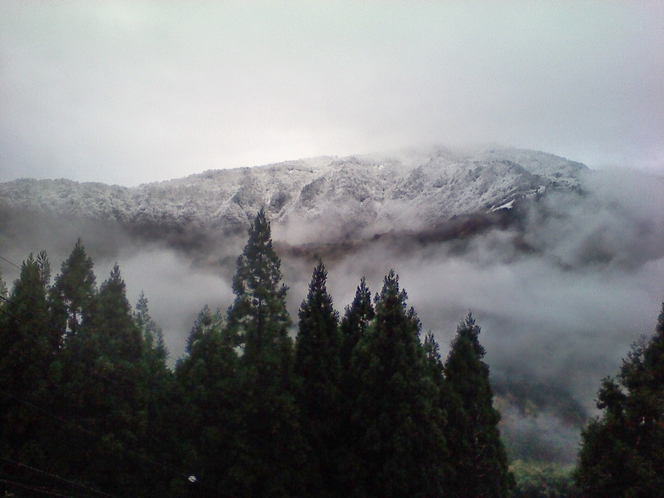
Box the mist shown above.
[1,165,663,464]
[2,1,663,474]
[2,167,662,384]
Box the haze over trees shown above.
[0,209,661,496]
[575,303,664,496]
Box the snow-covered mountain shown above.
[2,146,663,467]
[0,147,585,245]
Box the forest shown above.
[1,209,662,498]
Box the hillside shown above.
[1,146,662,469]
[0,147,585,245]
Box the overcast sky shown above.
[1,1,662,186]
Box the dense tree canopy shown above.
[50,237,96,339]
[350,270,447,497]
[175,306,240,497]
[294,259,342,496]
[0,211,529,497]
[575,303,664,497]
[444,312,514,497]
[225,209,308,497]
[0,253,56,472]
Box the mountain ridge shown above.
[0,146,586,244]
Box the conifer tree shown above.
[174,306,240,497]
[228,208,291,364]
[47,241,100,482]
[340,277,374,373]
[294,259,341,496]
[92,264,148,492]
[350,270,446,497]
[0,254,56,389]
[226,208,307,497]
[135,291,168,364]
[444,312,514,497]
[36,250,51,288]
[337,277,375,495]
[95,264,144,362]
[423,332,444,382]
[0,253,57,467]
[57,263,150,495]
[133,292,175,496]
[575,303,664,497]
[50,238,97,340]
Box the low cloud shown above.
[1,166,663,463]
[110,248,234,362]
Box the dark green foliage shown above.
[575,303,664,497]
[226,208,308,497]
[50,238,97,339]
[337,277,375,496]
[0,215,524,497]
[95,263,144,362]
[175,306,240,497]
[340,277,374,372]
[294,259,341,496]
[56,263,150,495]
[42,242,100,486]
[350,270,446,497]
[228,207,291,365]
[444,312,514,497]
[135,291,168,364]
[0,254,56,393]
[511,461,580,498]
[134,292,176,496]
[0,253,57,469]
[424,331,450,405]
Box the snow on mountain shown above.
[0,147,586,244]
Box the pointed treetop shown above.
[228,209,291,362]
[135,291,149,320]
[135,291,169,361]
[424,332,442,366]
[300,259,335,312]
[52,239,97,337]
[231,208,286,301]
[353,277,372,309]
[109,262,122,282]
[54,238,96,294]
[452,311,486,358]
[295,258,340,374]
[98,262,131,318]
[36,250,51,286]
[343,277,374,325]
[340,277,375,371]
[373,270,421,336]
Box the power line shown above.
[0,254,21,270]
[0,384,208,493]
[0,457,116,498]
[0,476,87,498]
[0,279,201,493]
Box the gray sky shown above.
[1,1,663,186]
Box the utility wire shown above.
[0,254,21,270]
[0,258,206,494]
[0,477,81,498]
[0,457,116,498]
[0,386,203,491]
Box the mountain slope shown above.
[1,147,662,470]
[0,147,585,244]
